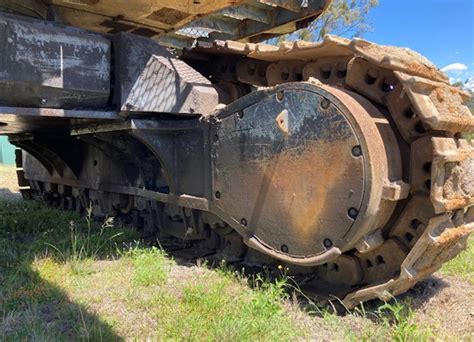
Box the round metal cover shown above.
[212,85,367,258]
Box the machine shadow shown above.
[0,194,123,340]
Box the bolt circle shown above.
[280,244,289,253]
[348,207,359,219]
[352,145,362,157]
[215,191,221,199]
[240,218,247,226]
[323,239,333,248]
[320,98,330,109]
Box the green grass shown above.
[131,246,169,286]
[0,199,303,340]
[0,198,471,340]
[441,235,474,284]
[0,199,138,340]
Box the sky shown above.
[360,0,474,90]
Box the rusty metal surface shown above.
[0,0,329,49]
[185,34,474,307]
[2,3,472,307]
[212,84,367,259]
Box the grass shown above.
[0,197,472,340]
[441,235,474,284]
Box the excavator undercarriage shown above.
[0,1,473,308]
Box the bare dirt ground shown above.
[0,164,20,200]
[0,163,472,339]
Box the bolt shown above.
[348,207,359,219]
[352,145,362,157]
[320,98,330,109]
[40,99,47,105]
[280,244,289,253]
[276,91,284,101]
[323,239,333,248]
[237,111,244,119]
[240,218,247,226]
[215,191,221,199]
[213,134,219,142]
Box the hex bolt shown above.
[280,244,289,253]
[320,98,330,109]
[348,207,359,219]
[40,99,47,105]
[215,191,221,199]
[323,239,333,248]
[352,145,362,157]
[241,218,247,226]
[237,111,244,119]
[276,91,284,101]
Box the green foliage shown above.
[45,205,126,269]
[156,270,299,341]
[376,299,433,341]
[441,235,474,284]
[0,198,470,340]
[0,199,137,340]
[130,246,170,286]
[277,0,378,43]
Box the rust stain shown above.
[267,140,358,242]
[435,225,473,247]
[406,61,444,81]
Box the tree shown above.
[277,0,378,43]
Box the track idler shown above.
[210,82,405,266]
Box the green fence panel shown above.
[0,136,16,164]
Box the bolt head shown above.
[352,145,362,157]
[348,208,359,219]
[320,98,330,109]
[323,239,333,248]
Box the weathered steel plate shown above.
[0,12,111,109]
[212,86,365,257]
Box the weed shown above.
[130,246,170,286]
[376,299,433,341]
[46,205,124,270]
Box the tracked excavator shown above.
[0,0,473,308]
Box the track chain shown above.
[193,35,474,307]
[18,35,474,308]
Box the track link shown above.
[190,35,474,306]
